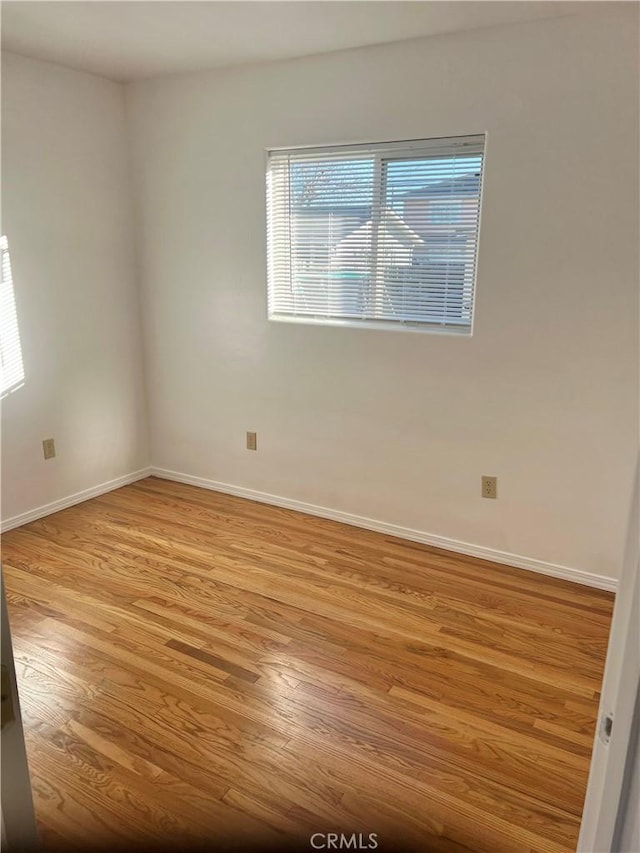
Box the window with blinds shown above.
[266,134,485,333]
[1,236,25,397]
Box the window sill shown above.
[267,313,472,336]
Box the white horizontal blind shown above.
[0,236,25,397]
[267,135,485,332]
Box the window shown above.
[0,236,25,397]
[266,134,485,333]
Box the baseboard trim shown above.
[3,464,616,593]
[149,467,618,593]
[1,468,153,533]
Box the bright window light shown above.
[1,236,25,397]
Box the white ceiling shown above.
[1,1,600,83]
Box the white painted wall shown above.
[1,54,149,522]
[127,7,638,581]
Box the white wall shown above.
[1,54,149,521]
[127,7,638,581]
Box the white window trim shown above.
[265,134,486,335]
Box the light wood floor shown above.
[2,477,614,852]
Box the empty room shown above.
[1,2,639,852]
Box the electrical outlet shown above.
[246,431,257,451]
[42,438,56,460]
[482,475,497,499]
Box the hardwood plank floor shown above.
[2,477,614,852]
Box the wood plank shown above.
[1,476,614,852]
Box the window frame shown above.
[265,134,486,335]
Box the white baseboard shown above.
[0,468,153,533]
[150,467,618,593]
[2,463,616,593]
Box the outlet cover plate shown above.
[482,475,497,499]
[42,438,56,460]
